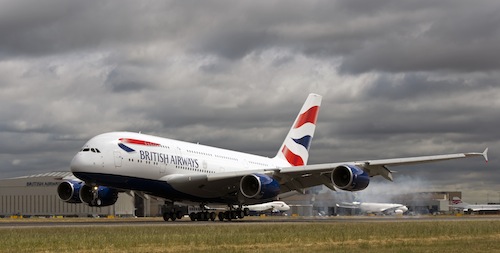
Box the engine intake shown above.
[331,165,370,191]
[57,181,83,203]
[79,184,119,207]
[240,174,280,200]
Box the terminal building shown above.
[0,171,464,217]
[0,172,135,217]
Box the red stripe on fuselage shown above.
[294,106,319,129]
[282,146,304,166]
[119,138,160,147]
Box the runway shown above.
[2,215,500,228]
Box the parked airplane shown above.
[337,201,408,215]
[244,201,290,213]
[186,201,290,219]
[57,93,488,221]
[451,197,500,214]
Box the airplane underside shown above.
[69,172,253,221]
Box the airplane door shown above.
[114,150,122,167]
[175,146,182,156]
[240,158,249,170]
[159,158,166,175]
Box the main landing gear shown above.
[217,207,250,221]
[162,202,184,221]
[185,204,250,222]
[161,202,251,222]
[189,210,217,221]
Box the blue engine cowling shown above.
[57,181,83,203]
[331,165,370,191]
[79,184,119,207]
[240,174,280,200]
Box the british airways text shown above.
[139,150,199,168]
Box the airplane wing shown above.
[271,148,488,193]
[164,148,488,198]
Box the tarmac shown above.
[2,215,500,228]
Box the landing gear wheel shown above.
[237,210,245,219]
[176,211,183,220]
[189,212,196,221]
[209,212,216,221]
[162,212,170,221]
[218,212,224,221]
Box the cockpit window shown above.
[81,147,100,153]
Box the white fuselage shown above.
[70,131,289,202]
[339,202,408,214]
[453,203,500,212]
[244,201,291,212]
[358,202,408,214]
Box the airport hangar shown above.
[0,171,462,217]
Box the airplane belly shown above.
[73,172,230,203]
[169,177,238,199]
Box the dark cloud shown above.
[3,0,500,73]
[105,68,153,93]
[335,1,500,73]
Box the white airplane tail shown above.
[273,93,322,166]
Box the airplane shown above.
[337,201,408,215]
[243,201,290,213]
[451,197,500,214]
[185,201,290,219]
[57,93,489,221]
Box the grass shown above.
[1,219,499,252]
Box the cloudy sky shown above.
[1,0,498,203]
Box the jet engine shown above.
[79,184,119,207]
[331,165,370,191]
[240,174,280,200]
[57,181,83,203]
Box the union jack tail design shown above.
[274,93,322,166]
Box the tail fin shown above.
[273,93,322,166]
[452,197,462,205]
[452,197,468,206]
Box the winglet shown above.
[464,148,488,163]
[483,148,489,163]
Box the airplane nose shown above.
[70,153,91,173]
[70,154,82,173]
